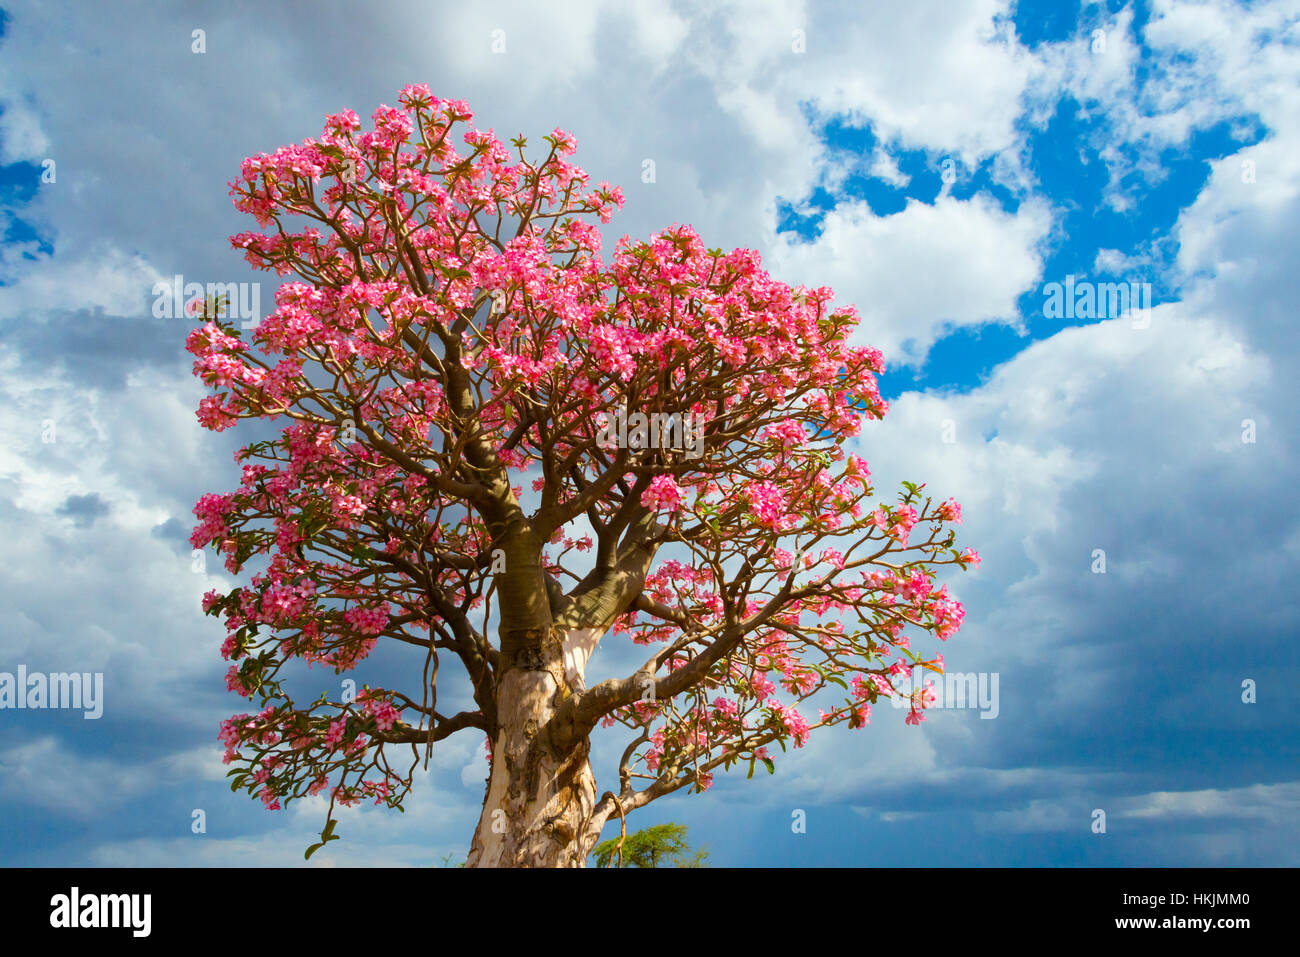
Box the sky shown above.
[0,0,1296,867]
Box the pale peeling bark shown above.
[561,627,602,692]
[464,526,658,867]
[465,629,600,867]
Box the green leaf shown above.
[305,819,341,860]
[760,757,776,775]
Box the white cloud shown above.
[0,738,226,816]
[801,0,1036,164]
[0,348,227,688]
[614,0,690,72]
[770,192,1053,364]
[0,244,164,321]
[0,59,51,163]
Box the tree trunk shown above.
[465,629,599,867]
[464,515,612,867]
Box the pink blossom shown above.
[323,719,347,749]
[345,604,389,635]
[937,497,963,523]
[641,475,683,512]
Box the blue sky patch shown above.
[781,37,1269,400]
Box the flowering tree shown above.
[189,86,979,868]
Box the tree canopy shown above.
[189,86,979,865]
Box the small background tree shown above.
[592,822,708,868]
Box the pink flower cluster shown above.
[745,481,792,531]
[766,701,811,747]
[344,604,390,636]
[871,504,919,545]
[641,475,684,512]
